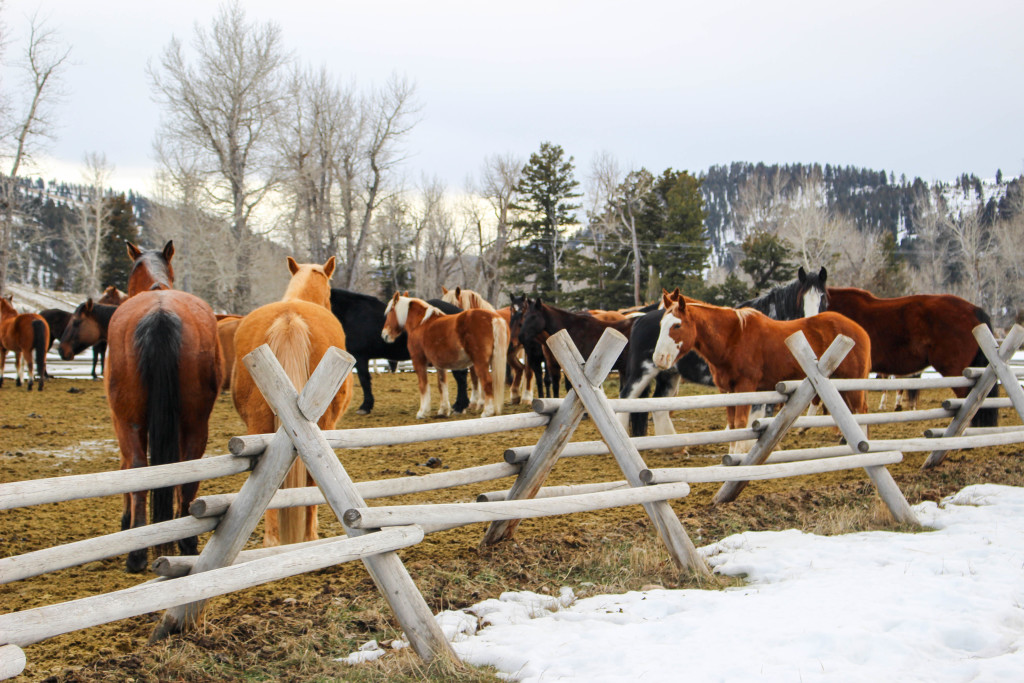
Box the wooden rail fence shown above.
[2,322,1023,678]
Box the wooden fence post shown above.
[545,329,711,577]
[714,333,855,504]
[923,324,1024,469]
[480,330,624,546]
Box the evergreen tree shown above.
[99,194,138,292]
[503,142,581,301]
[637,169,709,295]
[700,272,751,306]
[739,231,795,292]
[868,231,909,297]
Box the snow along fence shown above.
[3,323,1024,677]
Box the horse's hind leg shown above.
[23,350,34,391]
[436,369,452,417]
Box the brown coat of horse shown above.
[232,257,353,547]
[0,295,48,391]
[215,315,242,392]
[653,291,871,441]
[826,286,997,427]
[105,240,223,571]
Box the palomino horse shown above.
[0,296,48,391]
[58,300,118,368]
[232,257,353,547]
[621,267,831,437]
[215,314,242,392]
[653,290,870,451]
[382,293,508,418]
[329,288,471,415]
[826,286,998,428]
[441,286,534,406]
[105,240,222,571]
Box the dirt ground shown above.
[2,370,1023,681]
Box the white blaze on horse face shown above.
[803,287,823,317]
[653,311,684,370]
[382,297,410,342]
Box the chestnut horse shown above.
[105,240,222,572]
[653,291,871,451]
[0,295,48,391]
[232,257,353,547]
[382,293,508,418]
[826,286,998,428]
[58,300,118,367]
[215,314,242,392]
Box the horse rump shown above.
[134,309,183,541]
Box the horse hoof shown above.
[356,408,371,415]
[126,551,149,573]
[415,413,428,419]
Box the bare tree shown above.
[148,1,291,311]
[0,10,70,294]
[336,74,420,288]
[946,208,996,306]
[64,152,114,294]
[469,153,522,301]
[412,177,464,296]
[775,177,845,271]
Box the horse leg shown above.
[652,372,681,437]
[414,364,432,419]
[468,368,482,411]
[355,356,375,414]
[14,349,24,387]
[176,421,212,557]
[23,349,34,391]
[436,369,452,417]
[0,348,6,388]
[508,351,523,405]
[476,361,496,418]
[728,404,755,455]
[112,420,150,572]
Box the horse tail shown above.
[32,318,47,390]
[135,308,183,532]
[266,312,313,544]
[491,316,508,415]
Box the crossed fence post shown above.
[152,346,453,663]
[923,323,1024,469]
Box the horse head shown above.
[382,292,409,343]
[653,291,696,370]
[59,299,100,360]
[0,295,15,319]
[519,297,547,344]
[797,266,829,317]
[508,294,527,341]
[126,240,175,296]
[282,256,335,308]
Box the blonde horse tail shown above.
[266,312,313,545]
[491,316,508,415]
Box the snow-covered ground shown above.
[345,485,1024,682]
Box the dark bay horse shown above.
[233,257,353,547]
[0,295,48,391]
[517,298,636,394]
[382,293,508,418]
[329,288,471,415]
[621,267,830,436]
[826,286,998,427]
[105,241,222,571]
[654,290,871,452]
[58,300,118,370]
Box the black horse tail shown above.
[32,318,47,391]
[971,308,999,428]
[134,309,183,530]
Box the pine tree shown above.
[637,169,709,294]
[739,232,795,292]
[503,142,581,301]
[99,194,138,292]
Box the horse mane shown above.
[130,251,172,289]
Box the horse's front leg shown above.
[114,423,150,573]
[414,363,432,419]
[23,350,35,391]
[436,369,452,417]
[727,403,755,456]
[14,350,24,387]
[354,356,375,415]
[475,360,496,417]
[0,348,7,388]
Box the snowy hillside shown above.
[4,283,86,313]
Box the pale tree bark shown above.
[148,1,291,311]
[412,177,463,297]
[775,177,845,271]
[831,227,886,289]
[0,11,70,294]
[64,152,114,295]
[734,168,787,238]
[337,74,420,289]
[946,208,995,306]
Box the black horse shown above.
[329,289,470,415]
[621,267,829,436]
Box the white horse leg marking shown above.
[437,373,451,417]
[416,380,432,419]
[652,372,681,436]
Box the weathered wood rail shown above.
[2,322,1023,679]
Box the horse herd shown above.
[0,242,998,573]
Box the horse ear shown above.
[323,255,336,279]
[819,266,827,283]
[671,288,681,298]
[798,266,807,282]
[442,286,449,294]
[661,290,674,309]
[455,286,462,298]
[287,257,299,275]
[125,241,142,262]
[85,298,94,312]
[162,240,175,263]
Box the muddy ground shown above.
[2,371,1023,681]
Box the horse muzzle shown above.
[652,351,676,371]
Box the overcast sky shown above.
[4,0,1023,195]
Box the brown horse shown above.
[58,299,118,365]
[382,293,508,418]
[232,257,353,547]
[215,314,242,392]
[653,291,871,449]
[105,240,222,572]
[826,286,997,427]
[0,295,48,391]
